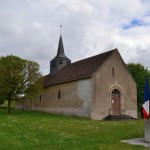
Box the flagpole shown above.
[144,75,150,142]
[149,99,150,119]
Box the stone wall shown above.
[33,79,92,118]
[91,50,137,120]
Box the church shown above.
[19,35,137,120]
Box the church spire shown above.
[50,33,71,74]
[56,34,65,57]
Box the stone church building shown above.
[18,35,137,120]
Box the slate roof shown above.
[44,49,117,87]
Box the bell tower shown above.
[50,34,71,74]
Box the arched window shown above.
[112,67,115,76]
[39,94,42,102]
[58,91,61,99]
[111,89,120,96]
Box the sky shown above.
[0,0,150,75]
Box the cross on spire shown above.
[60,25,62,34]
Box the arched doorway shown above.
[111,89,121,115]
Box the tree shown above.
[127,63,150,117]
[0,55,42,114]
[0,100,4,105]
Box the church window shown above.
[112,67,115,76]
[39,94,42,102]
[112,89,120,96]
[58,91,61,99]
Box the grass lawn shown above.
[0,109,148,150]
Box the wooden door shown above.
[111,89,121,114]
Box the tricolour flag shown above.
[143,76,150,119]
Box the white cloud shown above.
[0,0,150,75]
[61,0,94,14]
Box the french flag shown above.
[143,76,150,119]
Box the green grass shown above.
[0,109,148,150]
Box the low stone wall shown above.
[145,119,150,142]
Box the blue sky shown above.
[0,0,150,75]
[122,17,150,30]
[123,19,145,29]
